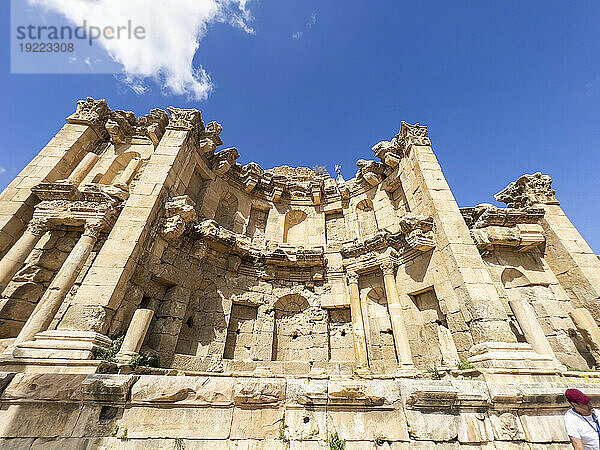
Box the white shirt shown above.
[564,408,600,450]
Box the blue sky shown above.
[1,1,599,251]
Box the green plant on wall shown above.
[327,431,346,450]
[96,334,124,362]
[426,365,441,380]
[278,419,290,446]
[129,352,161,369]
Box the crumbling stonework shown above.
[0,98,599,447]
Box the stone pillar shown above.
[0,97,109,259]
[347,271,369,368]
[496,173,600,321]
[114,157,142,190]
[0,218,48,291]
[570,308,600,366]
[115,308,154,363]
[67,151,100,186]
[509,299,556,359]
[381,261,414,366]
[9,221,102,349]
[397,122,516,345]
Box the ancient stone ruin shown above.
[0,97,599,448]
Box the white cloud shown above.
[292,31,303,40]
[307,13,317,27]
[0,167,6,174]
[27,0,254,100]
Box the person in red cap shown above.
[564,388,599,450]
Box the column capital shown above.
[347,270,359,285]
[167,107,203,132]
[393,121,431,155]
[381,259,396,276]
[83,221,105,239]
[26,218,49,237]
[66,97,111,140]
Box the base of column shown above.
[467,342,565,379]
[0,330,112,364]
[115,350,137,364]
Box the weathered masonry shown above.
[0,98,599,448]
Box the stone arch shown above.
[96,151,141,185]
[283,210,307,245]
[501,268,532,289]
[272,294,313,361]
[215,191,238,231]
[364,287,397,367]
[356,199,378,238]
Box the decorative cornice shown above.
[160,195,197,241]
[211,147,240,176]
[66,97,111,140]
[495,172,559,208]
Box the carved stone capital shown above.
[83,221,105,239]
[167,107,203,134]
[394,121,430,155]
[66,97,110,140]
[347,271,359,285]
[26,218,49,237]
[381,259,396,276]
[495,172,559,208]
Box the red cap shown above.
[566,389,591,405]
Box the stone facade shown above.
[0,99,599,447]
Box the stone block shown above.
[230,406,283,439]
[1,373,86,402]
[328,408,409,442]
[81,374,138,404]
[119,406,232,439]
[130,375,235,406]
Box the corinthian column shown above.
[347,271,369,368]
[9,221,103,349]
[381,260,414,367]
[0,218,48,291]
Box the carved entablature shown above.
[241,162,264,193]
[399,213,435,252]
[106,109,169,147]
[66,97,111,140]
[393,121,430,156]
[341,231,405,259]
[197,121,224,156]
[187,219,325,282]
[159,195,198,241]
[495,172,559,208]
[30,182,120,232]
[211,147,240,176]
[461,204,546,252]
[372,141,401,167]
[356,160,385,186]
[341,213,435,259]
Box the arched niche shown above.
[356,199,378,238]
[283,210,307,245]
[501,267,532,289]
[272,294,312,361]
[215,191,239,231]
